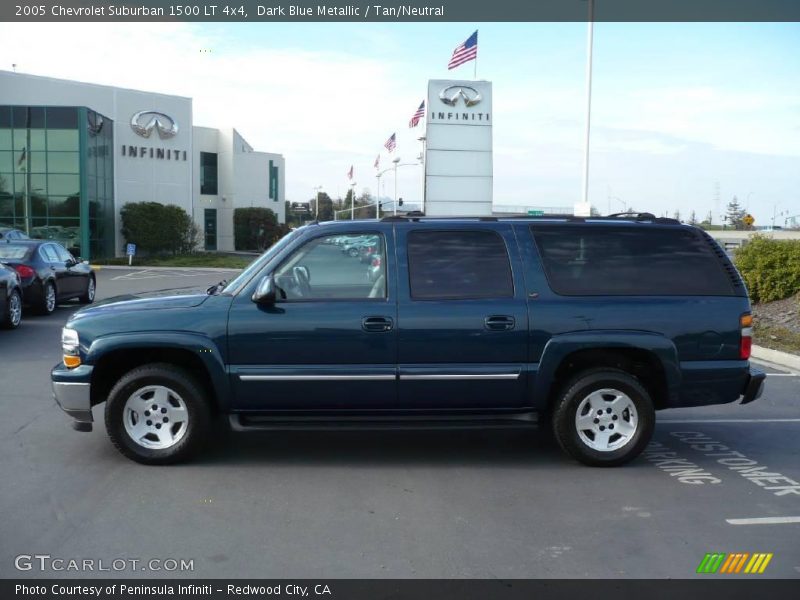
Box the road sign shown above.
[126,243,136,266]
[743,214,755,227]
[528,210,545,216]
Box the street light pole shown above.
[581,0,594,208]
[392,157,401,216]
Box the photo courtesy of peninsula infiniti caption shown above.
[51,213,766,466]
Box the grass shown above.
[754,322,800,356]
[94,253,254,269]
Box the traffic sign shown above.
[528,210,545,216]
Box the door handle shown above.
[362,316,393,332]
[484,315,515,331]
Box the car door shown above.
[395,223,529,409]
[40,244,72,298]
[226,227,398,410]
[53,243,84,297]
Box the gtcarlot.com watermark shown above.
[14,554,194,573]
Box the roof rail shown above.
[380,212,682,225]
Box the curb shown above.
[89,265,242,272]
[752,345,800,373]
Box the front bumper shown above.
[741,367,766,405]
[51,363,94,431]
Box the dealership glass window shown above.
[47,174,79,198]
[0,151,13,172]
[46,151,80,174]
[407,230,514,300]
[531,226,736,296]
[200,152,218,195]
[49,195,80,218]
[274,233,387,300]
[28,151,47,173]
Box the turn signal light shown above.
[63,355,81,368]
[740,312,753,360]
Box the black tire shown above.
[78,274,96,304]
[37,280,57,315]
[104,363,211,465]
[1,288,22,329]
[551,368,655,467]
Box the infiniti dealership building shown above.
[0,70,285,258]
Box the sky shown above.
[0,21,798,225]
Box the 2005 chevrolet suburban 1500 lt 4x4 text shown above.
[51,214,766,466]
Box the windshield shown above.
[221,228,301,294]
[0,245,31,260]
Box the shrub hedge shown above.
[734,234,800,303]
[120,202,198,255]
[233,207,289,251]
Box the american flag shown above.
[408,101,425,128]
[347,165,353,180]
[448,30,478,70]
[374,154,380,169]
[384,133,396,153]
[17,147,26,168]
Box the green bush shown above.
[734,234,800,303]
[234,207,289,251]
[120,202,198,255]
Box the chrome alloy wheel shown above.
[87,278,95,301]
[45,284,56,312]
[575,388,638,452]
[9,292,21,327]
[123,385,189,450]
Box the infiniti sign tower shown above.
[425,79,493,216]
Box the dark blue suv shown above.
[51,214,765,466]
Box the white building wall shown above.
[1,71,285,256]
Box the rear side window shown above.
[0,245,30,260]
[531,226,735,296]
[408,230,513,300]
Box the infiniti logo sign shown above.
[130,110,179,139]
[438,85,482,107]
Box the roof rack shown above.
[381,212,681,225]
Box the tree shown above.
[121,202,198,255]
[316,192,334,221]
[233,207,288,251]
[689,210,697,225]
[673,210,681,222]
[725,197,746,230]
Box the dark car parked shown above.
[52,214,764,466]
[0,227,29,241]
[0,240,96,315]
[0,263,23,329]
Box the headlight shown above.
[61,327,81,368]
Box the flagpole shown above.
[581,0,594,210]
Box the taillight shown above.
[740,313,753,360]
[371,256,381,268]
[14,265,34,279]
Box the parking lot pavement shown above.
[0,268,798,579]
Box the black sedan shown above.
[0,240,95,315]
[0,263,22,329]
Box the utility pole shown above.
[580,0,594,208]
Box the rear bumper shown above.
[741,367,766,405]
[51,362,94,430]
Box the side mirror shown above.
[252,274,277,305]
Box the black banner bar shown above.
[4,579,800,600]
[4,0,800,23]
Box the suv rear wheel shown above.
[105,363,210,465]
[552,368,655,467]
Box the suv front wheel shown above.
[105,363,210,465]
[552,368,655,467]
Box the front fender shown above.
[87,332,231,411]
[533,330,682,409]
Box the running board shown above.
[229,411,540,432]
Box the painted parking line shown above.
[659,419,800,424]
[766,373,799,377]
[726,516,800,525]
